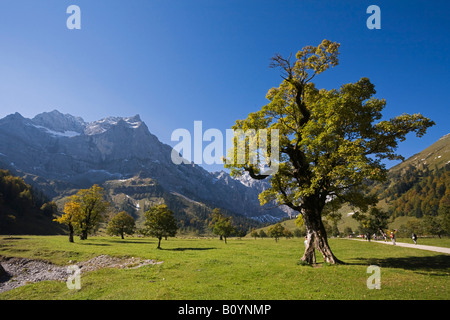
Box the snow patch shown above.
[31,124,81,137]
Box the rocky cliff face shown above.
[0,110,289,222]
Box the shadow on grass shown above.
[106,239,156,245]
[161,247,216,251]
[351,255,450,276]
[78,242,111,246]
[0,237,24,241]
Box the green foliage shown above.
[0,169,60,234]
[40,201,58,217]
[368,163,450,237]
[383,164,449,219]
[250,228,259,239]
[258,229,268,238]
[54,184,109,240]
[225,39,434,216]
[267,223,286,242]
[224,39,434,263]
[343,226,354,237]
[142,204,178,248]
[210,208,236,244]
[104,177,262,237]
[0,169,50,213]
[352,207,389,236]
[106,211,136,239]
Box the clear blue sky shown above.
[0,0,449,172]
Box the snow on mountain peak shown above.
[84,114,142,135]
[32,110,86,134]
[30,110,144,136]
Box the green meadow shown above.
[0,235,448,300]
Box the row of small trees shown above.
[250,223,305,241]
[54,184,244,248]
[54,185,178,248]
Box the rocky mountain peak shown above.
[0,110,291,222]
[32,110,86,134]
[84,114,143,135]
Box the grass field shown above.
[0,235,449,300]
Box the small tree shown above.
[250,228,259,239]
[54,199,80,242]
[422,215,444,238]
[107,211,136,239]
[267,223,286,242]
[143,204,178,249]
[293,228,305,238]
[55,185,109,241]
[210,208,235,244]
[353,207,389,241]
[259,229,268,238]
[343,226,354,237]
[284,228,294,239]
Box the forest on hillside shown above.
[0,169,61,234]
[381,164,449,218]
[359,163,450,237]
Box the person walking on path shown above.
[412,233,418,245]
[390,230,397,245]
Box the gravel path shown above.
[372,240,450,254]
[0,255,162,294]
[349,238,450,254]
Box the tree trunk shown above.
[121,232,124,240]
[157,237,162,249]
[301,208,343,265]
[68,223,74,243]
[80,230,88,240]
[302,230,316,264]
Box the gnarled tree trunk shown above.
[301,208,343,264]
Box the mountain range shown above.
[0,110,291,233]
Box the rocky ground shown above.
[0,254,162,293]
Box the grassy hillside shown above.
[390,133,450,174]
[0,235,448,300]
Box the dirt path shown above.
[349,238,450,254]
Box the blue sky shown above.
[0,0,449,172]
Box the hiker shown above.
[412,233,418,245]
[390,230,397,245]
